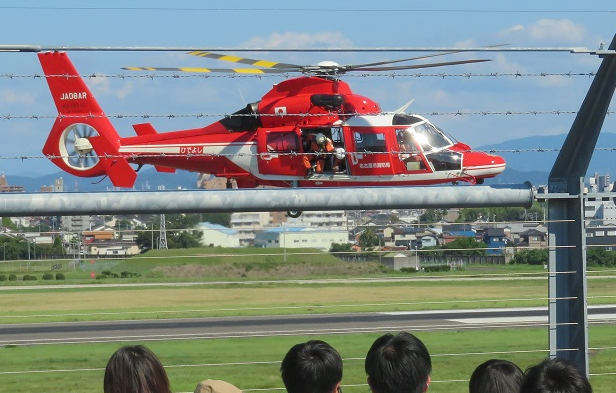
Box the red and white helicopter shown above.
[38,51,505,192]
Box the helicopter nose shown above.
[463,151,506,174]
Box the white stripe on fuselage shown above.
[118,142,257,172]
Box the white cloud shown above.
[242,31,353,48]
[0,89,35,106]
[501,19,586,44]
[87,75,134,100]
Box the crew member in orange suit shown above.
[303,133,334,178]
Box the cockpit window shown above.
[412,122,453,153]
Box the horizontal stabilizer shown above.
[133,123,158,136]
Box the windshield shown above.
[411,122,453,153]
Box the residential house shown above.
[87,239,140,256]
[516,228,548,249]
[483,227,507,255]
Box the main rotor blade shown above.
[122,66,298,74]
[188,51,302,70]
[346,44,506,69]
[350,58,490,72]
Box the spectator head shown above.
[104,345,171,393]
[281,340,343,393]
[469,359,523,393]
[194,379,242,393]
[520,358,592,393]
[365,332,432,393]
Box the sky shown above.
[0,1,615,176]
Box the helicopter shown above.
[37,51,506,195]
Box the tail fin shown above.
[38,52,137,187]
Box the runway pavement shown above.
[2,305,615,346]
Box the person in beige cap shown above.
[194,379,242,393]
[281,340,343,393]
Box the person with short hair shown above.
[469,359,523,393]
[365,332,432,393]
[104,345,172,393]
[281,340,343,393]
[520,358,592,393]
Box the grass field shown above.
[1,326,614,393]
[0,248,614,392]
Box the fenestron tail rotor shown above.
[59,123,100,171]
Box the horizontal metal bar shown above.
[0,45,601,54]
[0,184,534,216]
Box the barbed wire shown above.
[0,71,601,80]
[2,109,608,120]
[0,146,611,164]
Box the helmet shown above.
[334,148,346,160]
[315,133,326,145]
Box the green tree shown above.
[457,202,546,223]
[420,208,446,223]
[135,214,206,251]
[587,248,616,267]
[358,228,380,250]
[1,217,18,231]
[0,235,28,260]
[510,248,548,265]
[440,237,487,256]
[330,243,353,252]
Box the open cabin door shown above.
[257,127,304,176]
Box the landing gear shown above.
[287,210,302,218]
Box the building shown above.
[286,210,348,230]
[516,228,548,249]
[40,177,64,192]
[482,227,507,255]
[195,222,240,248]
[230,212,273,246]
[87,239,140,256]
[0,173,24,193]
[382,252,419,271]
[231,211,349,246]
[61,215,91,232]
[585,225,616,251]
[254,227,347,251]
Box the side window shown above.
[331,127,343,143]
[267,132,299,152]
[354,131,386,152]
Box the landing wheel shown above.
[287,210,302,218]
[59,123,100,171]
[476,178,484,184]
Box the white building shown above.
[61,215,91,232]
[584,198,616,226]
[254,227,348,251]
[286,210,348,230]
[195,222,240,248]
[230,212,273,246]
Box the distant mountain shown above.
[480,132,616,186]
